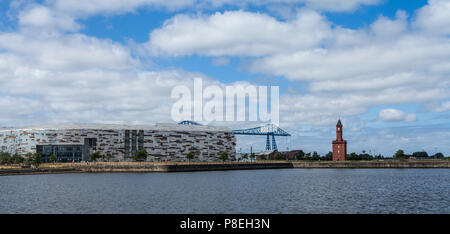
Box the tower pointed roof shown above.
[336,119,342,126]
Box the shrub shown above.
[89,152,102,161]
[134,150,148,161]
[186,151,195,162]
[219,152,229,162]
[0,152,11,164]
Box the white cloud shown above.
[149,10,331,56]
[47,0,381,16]
[278,84,447,126]
[345,125,450,156]
[0,32,140,71]
[250,34,450,82]
[378,108,417,122]
[50,0,193,16]
[414,0,450,35]
[6,0,448,129]
[308,73,434,92]
[0,27,267,127]
[0,11,199,126]
[0,48,214,126]
[211,57,230,66]
[142,0,450,126]
[421,100,450,113]
[302,0,380,12]
[0,96,43,124]
[371,10,408,38]
[18,5,81,32]
[241,1,450,125]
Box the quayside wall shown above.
[74,162,294,173]
[291,161,450,168]
[1,160,449,175]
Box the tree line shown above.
[0,152,42,166]
[254,149,447,161]
[393,149,445,159]
[0,149,447,165]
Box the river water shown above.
[0,169,448,213]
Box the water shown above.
[0,169,449,213]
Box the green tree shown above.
[250,153,255,162]
[433,152,445,159]
[25,153,42,167]
[274,152,283,160]
[374,154,385,160]
[347,152,358,160]
[295,150,305,160]
[322,152,333,161]
[219,152,229,162]
[49,155,57,163]
[105,154,113,162]
[304,152,311,161]
[24,153,33,165]
[0,152,11,164]
[89,152,102,161]
[413,151,429,158]
[34,153,42,166]
[186,151,195,163]
[393,149,405,159]
[11,154,24,164]
[360,153,374,161]
[312,152,321,161]
[242,153,249,161]
[134,150,148,162]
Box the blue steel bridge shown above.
[178,121,291,151]
[231,124,291,151]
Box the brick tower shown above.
[332,119,347,161]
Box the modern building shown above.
[332,119,347,161]
[0,123,236,162]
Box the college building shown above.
[0,123,236,162]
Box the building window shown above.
[85,138,97,150]
[138,130,144,151]
[125,130,130,157]
[37,144,84,162]
[131,130,137,156]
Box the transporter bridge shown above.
[232,124,291,151]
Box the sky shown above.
[0,0,449,156]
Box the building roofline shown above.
[0,123,232,132]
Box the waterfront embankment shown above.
[1,160,449,176]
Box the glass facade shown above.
[124,130,142,157]
[138,130,144,151]
[37,144,83,162]
[124,130,130,157]
[131,130,137,156]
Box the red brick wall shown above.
[332,141,346,161]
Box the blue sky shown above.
[0,0,449,156]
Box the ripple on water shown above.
[0,169,449,214]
